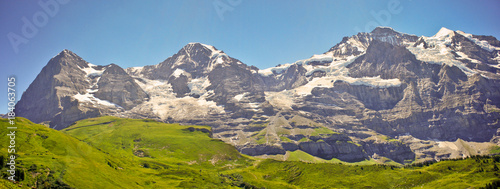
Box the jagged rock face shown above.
[240,145,286,156]
[347,40,440,81]
[207,62,265,106]
[15,50,96,129]
[168,74,191,97]
[16,27,500,164]
[327,27,418,57]
[369,27,419,45]
[413,37,428,49]
[130,43,266,107]
[451,32,498,65]
[473,35,500,48]
[94,64,149,110]
[361,141,415,164]
[331,80,407,110]
[297,134,367,162]
[356,73,500,143]
[16,51,147,128]
[261,64,309,91]
[139,43,217,80]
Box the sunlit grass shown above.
[1,116,499,188]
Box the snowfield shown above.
[406,27,478,75]
[73,63,121,108]
[133,77,224,120]
[118,30,500,118]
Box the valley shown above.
[1,117,499,188]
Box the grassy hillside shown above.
[1,116,499,188]
[0,117,251,188]
[232,156,500,188]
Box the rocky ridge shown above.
[16,27,500,163]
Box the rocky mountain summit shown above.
[16,27,500,163]
[16,50,148,129]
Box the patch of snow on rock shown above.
[234,93,248,101]
[188,77,211,95]
[172,69,188,78]
[456,31,500,52]
[131,77,224,120]
[73,93,122,108]
[81,63,105,77]
[406,27,477,75]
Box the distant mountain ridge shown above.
[16,27,500,163]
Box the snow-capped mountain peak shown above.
[173,42,232,72]
[456,30,500,52]
[52,49,74,59]
[327,27,419,58]
[370,26,398,35]
[15,28,500,164]
[407,27,500,76]
[433,27,455,39]
[182,42,223,59]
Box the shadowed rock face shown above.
[297,139,367,162]
[16,52,148,128]
[332,81,407,110]
[347,40,440,82]
[239,145,286,156]
[451,33,499,65]
[207,62,266,106]
[94,64,149,110]
[328,27,419,57]
[15,27,500,163]
[473,35,500,48]
[15,50,95,129]
[168,74,191,97]
[361,141,415,164]
[140,43,216,81]
[260,64,309,91]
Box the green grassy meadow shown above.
[0,116,499,188]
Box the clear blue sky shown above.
[1,0,499,113]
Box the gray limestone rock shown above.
[94,64,149,110]
[15,27,500,163]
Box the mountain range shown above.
[15,27,500,164]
